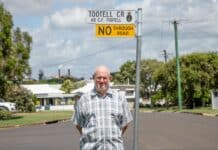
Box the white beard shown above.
[95,84,108,94]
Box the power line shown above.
[45,39,134,68]
[36,31,153,69]
[34,17,218,69]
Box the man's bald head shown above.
[93,66,111,78]
[93,66,111,96]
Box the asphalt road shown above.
[0,112,218,150]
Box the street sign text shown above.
[88,10,136,24]
[96,24,135,37]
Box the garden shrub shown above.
[0,110,12,120]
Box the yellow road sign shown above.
[95,24,135,37]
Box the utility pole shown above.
[173,20,182,110]
[68,69,71,77]
[163,49,168,109]
[58,69,61,78]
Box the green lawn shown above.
[0,111,73,128]
[181,107,218,115]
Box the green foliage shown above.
[4,85,36,112]
[150,91,163,106]
[60,79,86,93]
[140,59,164,98]
[151,91,164,101]
[154,52,218,108]
[0,111,73,128]
[113,59,164,98]
[113,60,136,84]
[60,79,74,93]
[0,4,32,97]
[0,110,12,120]
[114,52,217,109]
[72,80,86,89]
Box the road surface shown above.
[0,112,218,150]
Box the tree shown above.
[4,84,36,112]
[153,60,176,106]
[113,59,164,98]
[0,3,32,97]
[13,27,32,81]
[0,3,14,97]
[181,52,218,108]
[154,52,218,108]
[140,59,164,98]
[60,79,74,93]
[113,60,136,84]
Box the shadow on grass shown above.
[1,115,24,120]
[11,115,23,119]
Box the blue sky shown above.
[1,0,218,79]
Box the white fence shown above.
[36,105,74,111]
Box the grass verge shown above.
[180,107,218,115]
[1,107,218,128]
[0,111,73,128]
[140,107,218,115]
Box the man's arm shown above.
[73,95,83,135]
[119,92,133,136]
[76,125,82,135]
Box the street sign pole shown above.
[87,9,139,149]
[133,8,142,150]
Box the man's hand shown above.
[76,125,82,135]
[122,125,129,136]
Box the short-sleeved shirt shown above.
[72,88,133,150]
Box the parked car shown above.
[0,98,16,112]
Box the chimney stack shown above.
[58,69,61,78]
[68,69,71,77]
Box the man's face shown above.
[94,70,110,95]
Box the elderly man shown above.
[72,66,133,150]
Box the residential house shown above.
[22,84,75,111]
[22,80,136,111]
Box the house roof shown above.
[22,84,64,95]
[71,80,115,95]
[71,80,134,95]
[71,80,94,94]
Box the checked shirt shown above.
[72,88,133,150]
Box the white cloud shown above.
[90,0,117,8]
[46,39,64,48]
[50,7,88,29]
[6,0,218,79]
[73,0,117,8]
[2,0,52,15]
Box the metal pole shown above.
[133,8,142,150]
[173,21,182,110]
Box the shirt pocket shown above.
[85,113,97,128]
[111,113,123,128]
